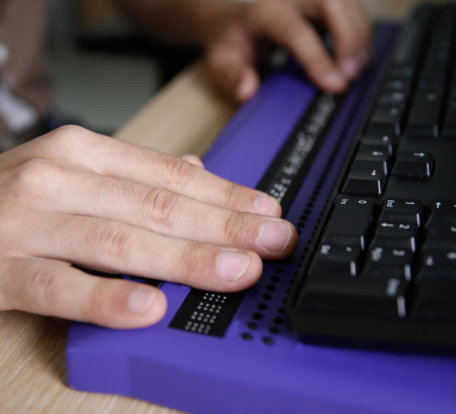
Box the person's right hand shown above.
[204,0,372,101]
[0,126,297,328]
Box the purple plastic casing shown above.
[66,24,456,414]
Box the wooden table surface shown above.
[0,1,445,413]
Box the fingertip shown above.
[339,56,360,80]
[236,70,259,102]
[254,193,282,217]
[127,285,167,327]
[215,249,263,290]
[319,69,348,93]
[182,154,205,168]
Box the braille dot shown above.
[252,312,263,320]
[241,332,253,341]
[262,293,272,301]
[271,275,280,283]
[247,322,258,330]
[266,284,276,292]
[273,316,284,325]
[275,266,284,274]
[269,326,280,335]
[263,337,275,345]
[257,302,268,310]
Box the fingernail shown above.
[216,250,250,282]
[237,75,257,101]
[321,70,346,90]
[258,220,292,253]
[128,287,156,313]
[254,194,279,216]
[340,57,359,79]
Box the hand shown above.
[0,126,297,328]
[205,0,372,101]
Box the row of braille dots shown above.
[295,170,331,269]
[295,174,326,235]
[240,266,289,345]
[185,293,227,335]
[239,171,330,345]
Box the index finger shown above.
[35,126,282,217]
[242,0,348,92]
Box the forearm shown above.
[115,0,243,44]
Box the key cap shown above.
[369,234,416,252]
[322,195,375,250]
[380,199,422,226]
[407,91,442,136]
[355,143,391,174]
[363,246,414,281]
[309,243,362,277]
[379,91,407,109]
[360,134,395,155]
[412,250,456,320]
[430,200,456,215]
[343,163,385,197]
[391,151,434,178]
[299,276,408,318]
[366,105,403,136]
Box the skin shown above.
[0,126,297,328]
[0,0,372,328]
[117,0,372,101]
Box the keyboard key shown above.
[367,105,403,136]
[363,246,414,281]
[407,91,442,136]
[322,195,375,250]
[380,199,422,226]
[299,276,408,318]
[413,250,456,320]
[390,151,434,178]
[360,134,395,155]
[343,163,385,196]
[309,243,362,277]
[355,143,391,174]
[376,220,419,239]
[370,234,416,252]
[430,200,456,215]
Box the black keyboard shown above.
[288,3,456,351]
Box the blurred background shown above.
[47,0,200,136]
[46,0,447,136]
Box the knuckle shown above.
[222,182,240,207]
[160,154,196,189]
[84,281,110,322]
[142,188,177,228]
[176,242,203,285]
[222,212,256,244]
[53,124,91,141]
[43,125,94,153]
[48,124,89,145]
[90,222,134,261]
[27,265,60,310]
[13,158,60,191]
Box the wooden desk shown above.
[0,1,445,413]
